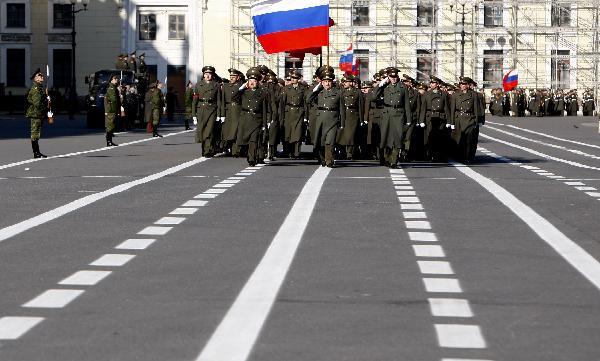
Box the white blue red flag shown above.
[339,44,355,73]
[503,69,518,91]
[251,0,330,54]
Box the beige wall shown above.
[203,0,232,77]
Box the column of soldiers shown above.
[488,87,595,117]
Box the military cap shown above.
[430,75,443,84]
[130,51,136,56]
[446,84,457,91]
[139,53,145,58]
[30,68,43,80]
[258,65,270,75]
[320,69,335,81]
[341,74,353,82]
[459,76,474,85]
[266,73,278,82]
[278,78,285,86]
[386,67,399,76]
[109,73,119,81]
[361,81,373,88]
[417,82,427,90]
[246,67,263,81]
[402,74,416,84]
[202,66,216,74]
[228,68,243,77]
[315,65,335,79]
[289,69,302,79]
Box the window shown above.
[53,4,72,29]
[484,1,503,27]
[483,50,503,88]
[352,1,369,26]
[168,15,186,40]
[6,49,25,87]
[285,57,303,78]
[167,65,186,110]
[551,3,571,27]
[417,1,435,27]
[416,50,434,82]
[139,14,157,40]
[53,49,72,89]
[551,50,570,89]
[7,3,26,28]
[355,49,369,81]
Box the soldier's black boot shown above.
[153,129,163,138]
[184,119,191,130]
[32,140,47,158]
[107,132,118,147]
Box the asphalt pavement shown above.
[0,113,599,361]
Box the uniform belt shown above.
[426,111,442,117]
[318,107,339,111]
[198,99,214,103]
[457,111,472,115]
[286,103,302,107]
[242,108,261,114]
[384,104,403,109]
[345,106,357,110]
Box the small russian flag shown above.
[503,69,518,92]
[339,44,354,73]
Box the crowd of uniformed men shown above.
[488,87,595,117]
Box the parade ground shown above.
[0,114,599,361]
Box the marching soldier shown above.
[451,77,482,163]
[372,67,413,168]
[336,74,363,160]
[184,81,194,130]
[193,66,221,157]
[234,67,268,166]
[420,76,451,162]
[364,73,384,162]
[26,68,49,158]
[567,90,579,116]
[554,90,565,116]
[279,69,307,159]
[402,74,422,161]
[583,89,595,116]
[104,74,120,146]
[307,67,345,168]
[265,72,282,160]
[220,68,244,156]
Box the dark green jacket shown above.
[104,83,120,114]
[26,83,46,119]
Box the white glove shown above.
[239,83,248,91]
[47,96,51,102]
[340,126,344,130]
[362,121,368,126]
[450,124,455,130]
[163,106,167,112]
[304,118,309,123]
[267,122,271,129]
[379,77,389,87]
[419,122,425,128]
[221,117,226,123]
[313,83,322,92]
[120,106,125,112]
[261,127,266,131]
[445,123,451,128]
[47,111,53,117]
[193,116,198,125]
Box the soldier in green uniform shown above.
[305,72,321,160]
[104,74,121,146]
[150,81,165,137]
[184,81,194,130]
[420,76,451,162]
[26,68,49,158]
[234,68,268,166]
[401,74,422,161]
[279,69,307,159]
[337,74,363,160]
[220,68,244,156]
[265,72,282,160]
[372,67,413,168]
[138,53,147,75]
[567,90,579,116]
[583,89,595,116]
[144,81,155,133]
[193,66,221,157]
[115,54,129,70]
[307,68,345,168]
[450,77,482,163]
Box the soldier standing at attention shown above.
[337,74,363,160]
[184,81,194,130]
[372,67,412,168]
[129,51,138,74]
[138,53,147,75]
[420,76,451,162]
[279,70,307,159]
[234,68,268,166]
[583,89,595,116]
[149,81,164,138]
[27,69,48,158]
[265,72,282,161]
[307,67,345,168]
[144,81,155,133]
[193,66,221,157]
[104,74,120,146]
[451,77,482,163]
[220,68,244,156]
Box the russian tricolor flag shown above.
[503,69,519,91]
[339,44,355,73]
[251,0,330,54]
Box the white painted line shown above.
[195,167,331,361]
[538,173,554,176]
[221,180,241,184]
[548,175,565,179]
[395,186,414,190]
[521,165,540,170]
[396,190,417,196]
[418,261,454,275]
[82,175,127,178]
[205,189,227,194]
[403,211,427,219]
[531,170,547,173]
[0,317,45,340]
[194,194,218,199]
[405,221,432,230]
[585,192,600,197]
[138,226,172,236]
[20,176,46,179]
[413,245,445,258]
[214,183,235,188]
[22,289,84,308]
[389,169,405,174]
[453,161,600,290]
[409,232,438,242]
[183,175,208,178]
[393,181,411,185]
[575,186,597,191]
[0,157,208,243]
[243,169,258,173]
[442,358,494,361]
[401,204,424,210]
[170,208,199,215]
[398,196,420,203]
[434,324,486,348]
[429,298,473,317]
[59,270,112,286]
[245,167,261,170]
[116,238,156,250]
[565,181,585,186]
[423,278,463,293]
[183,200,209,207]
[155,217,186,225]
[90,254,136,267]
[236,173,252,176]
[228,177,245,180]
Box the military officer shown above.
[115,54,129,70]
[26,68,49,158]
[567,90,579,116]
[150,81,165,137]
[336,74,363,160]
[234,67,268,166]
[138,53,147,75]
[372,67,413,168]
[402,74,422,161]
[583,89,595,116]
[193,66,221,157]
[184,80,194,130]
[451,77,482,163]
[265,72,282,160]
[220,68,244,156]
[420,76,451,162]
[129,51,138,74]
[554,90,565,116]
[307,68,345,167]
[104,74,121,146]
[279,69,307,159]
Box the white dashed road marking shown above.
[22,289,85,309]
[90,254,135,267]
[115,238,156,250]
[423,278,463,293]
[138,226,173,236]
[58,270,112,286]
[429,298,474,317]
[435,324,487,349]
[0,317,45,340]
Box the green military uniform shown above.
[193,66,221,157]
[115,55,129,70]
[150,85,164,137]
[372,68,413,168]
[184,84,194,130]
[336,80,363,160]
[144,84,155,133]
[403,80,421,160]
[555,93,565,116]
[234,72,268,166]
[364,81,384,161]
[583,92,594,116]
[420,78,451,162]
[279,75,307,158]
[567,92,579,116]
[138,54,147,74]
[26,69,48,158]
[450,78,482,163]
[265,77,282,160]
[104,78,120,146]
[220,75,243,156]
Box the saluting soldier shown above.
[307,68,345,168]
[26,68,49,158]
[372,67,413,168]
[420,76,451,162]
[279,69,307,159]
[220,68,244,156]
[184,81,194,130]
[451,77,483,163]
[150,81,165,138]
[336,74,364,160]
[234,67,268,166]
[193,66,221,157]
[104,74,121,146]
